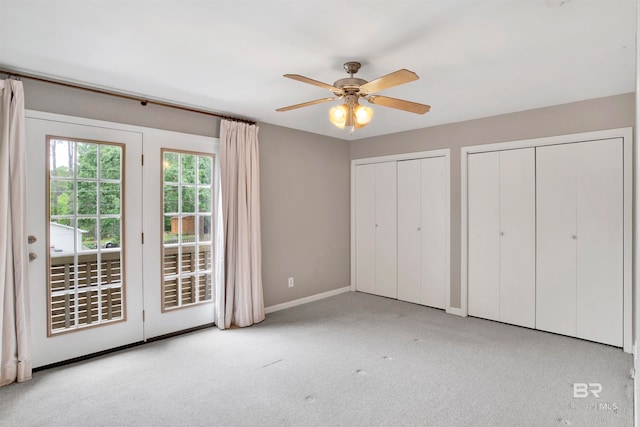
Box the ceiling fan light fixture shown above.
[354,105,374,126]
[329,103,373,130]
[329,104,349,128]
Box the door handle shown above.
[29,252,37,262]
[28,235,37,244]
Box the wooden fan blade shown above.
[283,74,341,93]
[276,97,336,112]
[367,95,430,114]
[359,69,419,94]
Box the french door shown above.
[27,115,144,367]
[26,112,216,367]
[141,129,216,339]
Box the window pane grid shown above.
[48,138,124,334]
[162,150,214,310]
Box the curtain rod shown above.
[0,69,256,125]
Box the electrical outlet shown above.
[288,277,294,288]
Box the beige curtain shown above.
[0,79,31,386]
[215,120,264,329]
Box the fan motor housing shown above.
[333,78,368,97]
[333,77,368,88]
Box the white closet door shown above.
[536,144,577,337]
[467,152,500,321]
[375,162,398,298]
[397,159,421,304]
[499,148,535,328]
[421,156,447,309]
[576,139,623,346]
[355,164,376,294]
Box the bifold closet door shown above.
[536,139,623,346]
[355,162,397,298]
[575,139,622,346]
[420,156,448,309]
[397,160,421,303]
[355,164,376,294]
[374,162,398,298]
[467,152,500,321]
[536,144,578,337]
[499,148,535,328]
[467,148,535,326]
[397,156,447,309]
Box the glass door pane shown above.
[161,150,214,311]
[48,138,125,334]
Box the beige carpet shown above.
[0,291,633,426]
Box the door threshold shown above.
[34,322,216,372]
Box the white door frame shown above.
[460,127,633,353]
[350,149,451,310]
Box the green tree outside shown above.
[50,140,122,249]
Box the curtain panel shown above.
[0,79,31,386]
[215,120,265,329]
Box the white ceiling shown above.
[0,0,635,140]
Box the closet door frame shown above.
[460,127,632,353]
[350,149,451,308]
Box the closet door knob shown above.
[417,227,421,231]
[500,232,504,236]
[572,235,577,239]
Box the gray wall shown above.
[22,79,221,137]
[14,76,350,309]
[259,124,350,306]
[15,73,634,312]
[351,92,635,309]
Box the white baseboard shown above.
[446,307,465,317]
[265,286,351,314]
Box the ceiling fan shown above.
[276,61,430,131]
